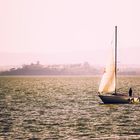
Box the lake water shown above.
[1,76,140,140]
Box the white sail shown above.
[98,48,115,93]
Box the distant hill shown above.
[0,62,100,76]
[1,61,140,76]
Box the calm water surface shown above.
[1,76,140,140]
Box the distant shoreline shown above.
[1,61,140,76]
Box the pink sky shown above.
[0,0,140,66]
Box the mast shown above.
[115,26,117,94]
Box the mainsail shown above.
[98,48,115,93]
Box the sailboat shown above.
[98,26,140,104]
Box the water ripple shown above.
[0,76,140,139]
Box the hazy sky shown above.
[0,0,140,66]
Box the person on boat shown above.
[129,88,132,97]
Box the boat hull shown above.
[98,95,130,104]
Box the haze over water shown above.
[0,0,140,66]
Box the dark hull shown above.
[99,95,130,104]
